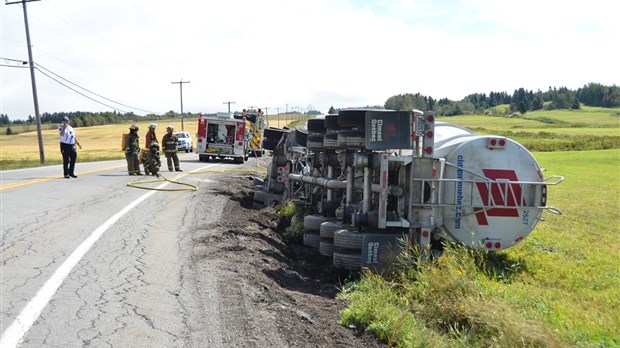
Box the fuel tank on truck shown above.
[431,122,551,251]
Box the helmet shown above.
[148,123,157,129]
[129,124,139,131]
[166,125,173,130]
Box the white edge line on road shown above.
[0,164,218,347]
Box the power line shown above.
[35,63,157,114]
[0,63,29,68]
[34,66,128,113]
[0,57,29,66]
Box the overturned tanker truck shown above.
[254,109,563,271]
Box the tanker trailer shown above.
[286,109,563,270]
[407,120,564,251]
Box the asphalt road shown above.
[0,153,251,347]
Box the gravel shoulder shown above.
[184,160,384,347]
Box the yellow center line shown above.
[0,164,126,191]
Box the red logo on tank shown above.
[474,169,526,225]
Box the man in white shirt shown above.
[58,116,82,178]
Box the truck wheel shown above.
[306,134,325,150]
[307,118,326,133]
[295,126,308,147]
[319,239,335,257]
[334,229,365,250]
[304,214,333,232]
[324,115,342,130]
[338,109,367,128]
[333,250,362,270]
[303,233,321,248]
[262,138,279,151]
[234,157,243,164]
[323,132,339,149]
[338,130,365,148]
[320,221,351,238]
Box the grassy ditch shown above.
[338,149,620,347]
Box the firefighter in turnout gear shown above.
[162,125,182,172]
[142,123,159,175]
[124,124,143,175]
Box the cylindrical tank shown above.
[433,123,546,250]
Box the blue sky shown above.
[1,0,618,119]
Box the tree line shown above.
[0,110,203,128]
[384,83,620,116]
[2,82,618,127]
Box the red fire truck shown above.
[196,113,248,164]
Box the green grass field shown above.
[339,149,620,347]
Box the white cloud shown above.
[1,0,618,119]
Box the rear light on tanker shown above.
[483,239,502,250]
[422,111,435,157]
[487,137,506,149]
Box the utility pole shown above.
[222,101,235,114]
[264,107,270,127]
[285,104,288,126]
[7,0,45,164]
[171,80,189,130]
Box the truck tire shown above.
[306,134,325,150]
[338,109,367,128]
[319,240,335,257]
[263,128,287,145]
[324,115,341,130]
[320,221,351,239]
[333,250,362,270]
[295,126,308,147]
[334,229,365,250]
[304,214,336,232]
[303,233,321,248]
[338,130,365,148]
[307,118,326,133]
[323,132,339,149]
[262,138,280,151]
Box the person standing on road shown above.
[142,123,158,173]
[162,125,182,172]
[144,123,158,149]
[58,116,82,178]
[124,124,143,176]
